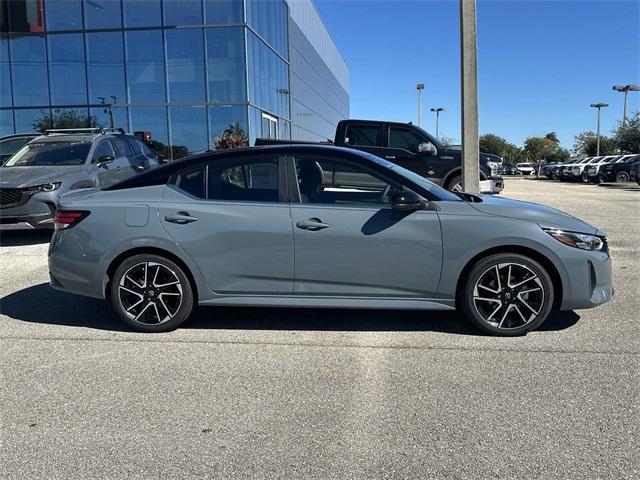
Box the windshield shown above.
[4,141,91,167]
[364,152,461,201]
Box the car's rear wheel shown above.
[615,171,630,183]
[110,254,194,332]
[461,253,554,336]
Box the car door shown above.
[90,139,119,187]
[288,154,443,297]
[341,123,384,158]
[383,125,438,182]
[158,155,294,295]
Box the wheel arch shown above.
[442,168,488,189]
[455,245,563,310]
[105,246,199,304]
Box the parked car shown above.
[542,159,573,180]
[515,163,535,175]
[0,133,39,165]
[630,160,640,186]
[559,157,592,181]
[256,119,504,194]
[598,154,640,183]
[48,144,613,336]
[500,163,522,176]
[584,155,623,182]
[0,128,160,230]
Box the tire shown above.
[110,254,194,333]
[551,170,560,180]
[615,171,629,183]
[581,172,590,183]
[460,253,555,336]
[445,174,463,192]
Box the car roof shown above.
[0,133,39,141]
[28,132,136,144]
[105,144,403,192]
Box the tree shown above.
[573,131,617,156]
[438,136,456,147]
[33,109,98,133]
[523,136,560,177]
[612,111,640,154]
[479,133,524,164]
[214,122,249,150]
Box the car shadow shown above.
[0,230,52,247]
[1,283,581,335]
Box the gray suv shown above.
[0,128,160,230]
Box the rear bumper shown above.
[479,176,504,194]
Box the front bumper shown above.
[0,193,57,230]
[560,249,613,310]
[479,176,504,194]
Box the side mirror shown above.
[390,190,427,211]
[97,155,114,167]
[418,142,437,155]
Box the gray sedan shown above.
[48,145,613,336]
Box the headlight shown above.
[544,228,605,251]
[487,161,499,175]
[26,182,62,192]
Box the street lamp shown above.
[430,107,444,139]
[98,96,115,129]
[612,84,640,124]
[416,83,425,127]
[590,103,608,156]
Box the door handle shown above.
[164,211,198,224]
[136,162,145,171]
[385,156,396,160]
[296,218,331,231]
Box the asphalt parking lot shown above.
[1,178,638,479]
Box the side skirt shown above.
[198,295,456,311]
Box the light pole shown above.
[416,83,425,127]
[612,84,639,125]
[98,96,115,129]
[590,103,608,156]
[460,0,479,192]
[430,107,444,139]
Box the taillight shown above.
[54,210,90,229]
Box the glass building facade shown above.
[0,0,349,159]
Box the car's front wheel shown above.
[461,253,554,336]
[110,254,194,332]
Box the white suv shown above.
[586,155,626,182]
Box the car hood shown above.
[0,166,82,188]
[469,194,600,235]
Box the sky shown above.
[314,0,640,149]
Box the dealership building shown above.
[0,0,349,157]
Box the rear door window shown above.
[208,159,280,203]
[344,125,379,147]
[174,167,206,199]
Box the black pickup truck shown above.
[257,119,504,193]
